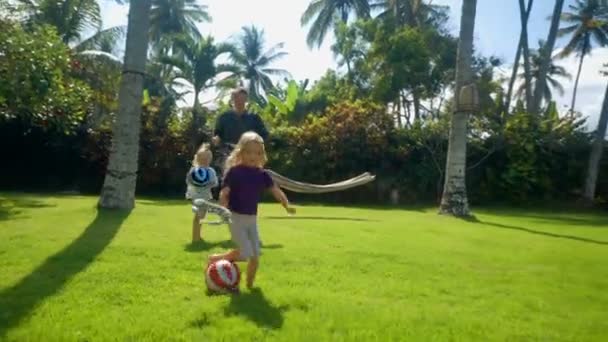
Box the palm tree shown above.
[161,36,236,125]
[149,0,211,51]
[301,0,370,48]
[16,0,126,55]
[99,0,152,210]
[439,0,478,217]
[229,26,290,105]
[530,0,565,115]
[18,0,102,44]
[558,0,608,114]
[516,42,571,106]
[371,0,444,28]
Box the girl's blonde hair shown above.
[192,143,212,167]
[224,131,267,175]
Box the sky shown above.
[99,0,607,130]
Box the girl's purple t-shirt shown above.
[223,165,274,215]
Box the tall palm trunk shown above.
[531,0,564,115]
[192,88,203,125]
[98,0,152,210]
[504,0,533,115]
[413,92,421,121]
[439,0,477,216]
[345,58,353,83]
[518,0,533,111]
[583,81,608,203]
[570,52,586,116]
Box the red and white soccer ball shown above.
[205,259,240,293]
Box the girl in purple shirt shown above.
[208,131,295,291]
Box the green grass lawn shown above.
[1,193,607,341]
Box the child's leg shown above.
[191,205,207,242]
[209,214,249,264]
[246,256,259,289]
[192,214,201,242]
[246,217,262,289]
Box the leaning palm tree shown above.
[558,0,608,114]
[439,0,478,217]
[583,76,608,203]
[149,0,211,52]
[161,35,236,125]
[516,42,571,106]
[530,0,565,115]
[99,0,152,210]
[301,0,370,48]
[228,26,290,105]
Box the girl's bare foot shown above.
[207,254,221,264]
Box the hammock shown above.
[266,170,376,194]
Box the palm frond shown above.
[547,77,565,96]
[558,24,580,36]
[306,5,335,48]
[301,0,326,25]
[74,25,126,53]
[261,68,292,78]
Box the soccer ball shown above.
[205,259,240,293]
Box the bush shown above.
[0,21,92,134]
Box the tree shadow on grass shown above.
[0,208,130,337]
[475,208,608,228]
[0,196,56,221]
[223,288,289,329]
[183,239,234,252]
[462,216,608,246]
[184,240,283,253]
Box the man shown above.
[212,87,269,246]
[212,87,269,147]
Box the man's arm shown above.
[213,113,225,145]
[254,115,269,142]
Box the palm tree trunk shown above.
[193,89,202,126]
[583,81,608,203]
[439,0,477,217]
[504,0,533,115]
[518,0,533,111]
[340,6,348,23]
[98,0,152,210]
[395,101,402,128]
[345,58,353,83]
[413,92,421,121]
[570,52,585,116]
[531,0,564,115]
